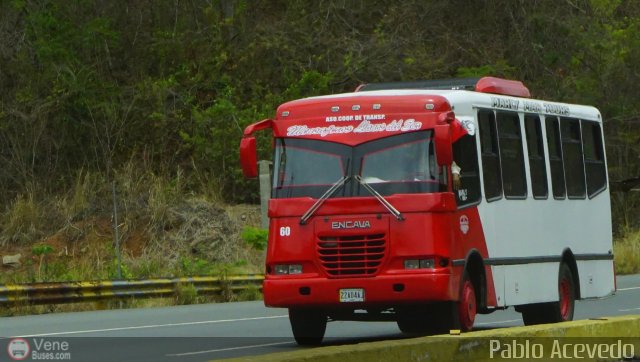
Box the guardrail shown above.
[0,275,264,306]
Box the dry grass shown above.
[0,161,265,316]
[614,229,640,275]
[1,193,48,246]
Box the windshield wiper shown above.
[299,175,349,225]
[354,175,404,221]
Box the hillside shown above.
[0,168,264,284]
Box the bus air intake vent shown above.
[317,234,386,278]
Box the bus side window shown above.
[581,121,607,197]
[545,117,566,199]
[561,118,586,199]
[497,111,527,199]
[479,110,502,202]
[525,114,549,199]
[453,129,481,207]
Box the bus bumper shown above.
[263,273,455,308]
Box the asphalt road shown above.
[1,274,639,361]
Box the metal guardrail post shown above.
[112,181,122,279]
[258,160,272,229]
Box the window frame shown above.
[496,111,528,200]
[453,125,482,209]
[524,114,549,200]
[581,120,608,199]
[478,109,503,202]
[560,117,587,200]
[545,116,567,200]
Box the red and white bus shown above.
[240,77,615,345]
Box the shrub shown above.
[614,229,640,275]
[241,226,268,251]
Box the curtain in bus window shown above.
[525,114,548,199]
[546,117,566,199]
[497,112,527,199]
[581,121,607,197]
[479,110,502,201]
[560,118,586,199]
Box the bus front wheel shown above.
[457,271,477,332]
[397,271,477,334]
[289,308,327,345]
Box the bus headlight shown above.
[274,264,303,275]
[404,258,435,269]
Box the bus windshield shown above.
[272,131,442,199]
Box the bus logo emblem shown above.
[460,215,469,235]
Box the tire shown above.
[397,271,477,334]
[457,271,477,331]
[289,308,327,346]
[396,306,431,334]
[521,304,544,326]
[396,315,422,334]
[397,304,450,335]
[520,263,576,325]
[554,263,576,322]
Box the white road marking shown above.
[166,341,292,357]
[476,319,520,326]
[6,315,288,338]
[617,286,640,291]
[618,307,640,312]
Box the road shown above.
[1,274,639,361]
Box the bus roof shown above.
[278,89,602,123]
[356,76,532,98]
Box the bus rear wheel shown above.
[521,263,575,325]
[289,308,327,346]
[555,263,576,321]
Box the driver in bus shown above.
[450,117,474,191]
[452,161,462,190]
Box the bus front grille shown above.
[317,234,386,277]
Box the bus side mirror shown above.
[240,137,258,178]
[239,119,273,179]
[435,125,453,166]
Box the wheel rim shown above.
[559,277,572,320]
[458,280,476,331]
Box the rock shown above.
[2,254,22,267]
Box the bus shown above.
[239,77,615,345]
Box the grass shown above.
[614,228,640,275]
[1,193,48,246]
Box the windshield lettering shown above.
[287,119,423,138]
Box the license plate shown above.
[339,288,364,302]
